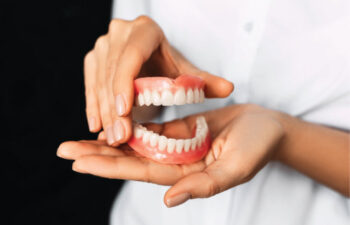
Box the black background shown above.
[2,1,124,224]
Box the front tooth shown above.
[161,90,174,106]
[152,90,161,106]
[186,89,194,104]
[158,135,168,151]
[184,139,191,152]
[199,89,205,102]
[138,93,145,106]
[134,126,144,138]
[175,139,184,153]
[194,88,200,103]
[144,89,152,106]
[149,133,159,147]
[142,131,152,144]
[174,88,186,105]
[167,138,176,153]
[191,138,197,151]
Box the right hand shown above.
[84,15,234,146]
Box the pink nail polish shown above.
[166,193,191,207]
[106,126,115,145]
[88,117,95,131]
[116,94,126,116]
[113,120,125,141]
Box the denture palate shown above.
[128,75,211,164]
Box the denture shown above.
[128,75,211,164]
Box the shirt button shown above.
[244,22,254,33]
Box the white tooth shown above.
[158,135,168,151]
[161,90,174,106]
[138,93,145,106]
[186,89,194,104]
[184,139,191,152]
[175,139,184,153]
[174,88,187,105]
[152,90,161,106]
[199,89,205,103]
[134,126,144,138]
[150,133,159,147]
[194,88,200,103]
[142,131,152,144]
[167,138,176,153]
[144,89,152,106]
[191,138,197,151]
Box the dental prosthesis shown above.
[127,75,211,164]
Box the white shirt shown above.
[110,1,350,224]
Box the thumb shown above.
[164,158,239,208]
[198,72,234,98]
[163,167,224,208]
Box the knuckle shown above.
[108,19,126,32]
[94,35,108,50]
[84,51,95,64]
[134,15,153,24]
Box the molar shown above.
[191,138,197,151]
[194,88,200,103]
[199,89,205,103]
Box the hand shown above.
[84,16,234,146]
[57,104,286,207]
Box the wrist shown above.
[270,110,296,162]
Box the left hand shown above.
[57,104,286,207]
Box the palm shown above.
[58,117,212,185]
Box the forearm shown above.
[275,113,350,197]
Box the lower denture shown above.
[128,116,211,164]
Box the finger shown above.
[98,131,106,140]
[94,35,117,145]
[113,17,164,117]
[72,154,205,185]
[164,161,237,207]
[198,71,234,98]
[57,141,125,160]
[84,51,102,132]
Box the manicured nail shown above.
[87,117,95,131]
[113,120,125,141]
[166,193,191,207]
[106,126,115,145]
[116,94,126,116]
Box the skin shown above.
[84,16,233,146]
[57,104,350,207]
[61,16,349,207]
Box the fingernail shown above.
[113,120,125,141]
[106,126,115,145]
[116,94,126,116]
[72,161,87,174]
[88,117,95,131]
[166,193,191,208]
